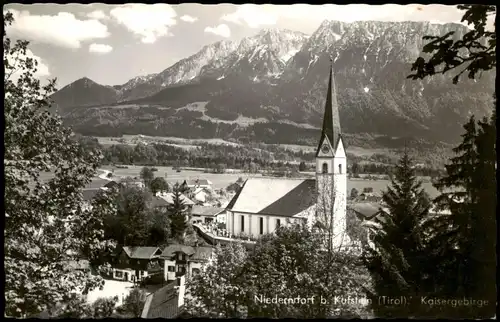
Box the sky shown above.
[3,4,495,89]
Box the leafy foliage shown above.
[122,287,146,318]
[408,5,496,84]
[140,166,155,188]
[186,224,372,318]
[103,184,171,247]
[150,176,169,194]
[3,11,116,318]
[362,150,433,318]
[185,243,249,318]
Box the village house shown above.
[182,178,212,190]
[160,245,214,282]
[154,192,195,209]
[191,186,212,204]
[224,65,349,247]
[141,276,187,318]
[190,205,226,225]
[112,246,163,283]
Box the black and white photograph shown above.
[3,3,496,319]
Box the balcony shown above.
[193,223,256,248]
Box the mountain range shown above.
[52,20,495,148]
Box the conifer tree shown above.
[363,149,432,318]
[426,111,496,318]
[168,183,189,240]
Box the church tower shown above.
[315,62,349,248]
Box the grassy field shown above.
[102,165,440,198]
[95,135,239,149]
[103,165,263,190]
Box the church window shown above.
[322,163,328,173]
[276,219,281,228]
[240,215,244,232]
[259,217,264,234]
[338,164,342,174]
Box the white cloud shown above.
[4,9,110,49]
[89,43,113,54]
[221,4,277,28]
[204,24,231,38]
[110,4,177,44]
[180,15,198,23]
[86,10,108,21]
[5,49,50,81]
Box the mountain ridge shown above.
[52,20,494,148]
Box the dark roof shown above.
[316,64,342,156]
[84,178,111,189]
[151,196,170,208]
[160,245,213,261]
[142,282,183,318]
[82,188,102,201]
[122,246,161,259]
[348,203,381,220]
[103,180,119,188]
[227,178,317,217]
[191,205,225,217]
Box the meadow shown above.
[102,165,440,198]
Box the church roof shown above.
[316,63,342,156]
[226,178,317,217]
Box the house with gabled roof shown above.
[182,178,212,189]
[112,246,163,282]
[160,245,214,282]
[223,64,350,247]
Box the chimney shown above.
[176,276,186,307]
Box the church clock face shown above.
[321,144,330,154]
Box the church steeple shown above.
[316,61,342,156]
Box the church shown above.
[225,64,349,247]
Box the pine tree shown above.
[471,111,496,317]
[424,111,496,318]
[168,183,188,240]
[363,149,432,318]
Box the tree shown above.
[140,166,155,189]
[424,113,496,318]
[89,297,118,318]
[111,186,153,246]
[122,287,146,318]
[168,183,189,241]
[185,243,249,318]
[3,11,116,318]
[408,5,496,84]
[298,161,307,172]
[244,223,371,319]
[350,188,359,199]
[362,149,433,318]
[147,208,171,247]
[351,162,360,175]
[150,176,169,195]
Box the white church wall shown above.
[226,211,302,239]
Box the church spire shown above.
[316,59,342,155]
